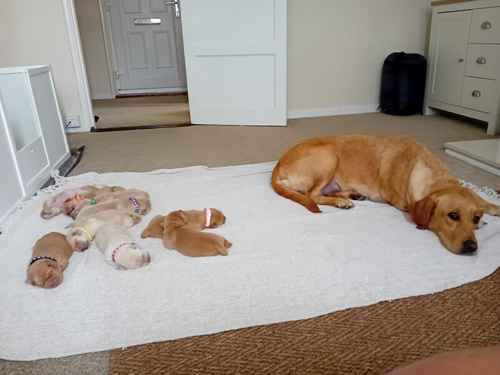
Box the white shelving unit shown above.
[0,65,70,222]
[425,0,500,135]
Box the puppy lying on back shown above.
[142,209,231,257]
[67,209,142,252]
[27,233,73,289]
[72,189,151,221]
[95,224,151,270]
[41,185,124,219]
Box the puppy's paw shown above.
[28,265,63,289]
[216,239,232,256]
[128,213,142,226]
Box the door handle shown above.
[165,0,180,18]
[476,56,487,65]
[481,21,492,30]
[134,18,162,25]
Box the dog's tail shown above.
[271,164,321,213]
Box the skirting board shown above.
[91,93,114,100]
[288,105,379,120]
[445,149,500,177]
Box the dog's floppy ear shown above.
[410,196,437,230]
[165,210,188,228]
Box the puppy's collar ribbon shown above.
[111,242,137,266]
[75,226,94,241]
[204,208,212,228]
[29,256,57,266]
[129,197,141,213]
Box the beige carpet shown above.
[2,112,499,375]
[92,94,190,130]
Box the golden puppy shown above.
[27,233,73,289]
[141,209,230,257]
[163,210,231,257]
[272,135,500,254]
[95,224,151,270]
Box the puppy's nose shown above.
[462,240,478,254]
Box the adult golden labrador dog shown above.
[272,135,500,254]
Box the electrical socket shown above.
[65,115,81,129]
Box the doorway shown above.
[74,0,190,131]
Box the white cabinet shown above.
[0,99,24,223]
[0,65,70,221]
[426,1,500,135]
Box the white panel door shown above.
[180,0,287,126]
[430,11,471,106]
[111,0,186,91]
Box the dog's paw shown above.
[336,200,354,209]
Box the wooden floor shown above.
[92,94,190,130]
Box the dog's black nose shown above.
[462,240,478,254]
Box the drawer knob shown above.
[472,90,482,98]
[481,21,492,30]
[476,56,487,65]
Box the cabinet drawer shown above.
[16,138,49,187]
[470,7,500,44]
[466,45,500,79]
[461,77,496,113]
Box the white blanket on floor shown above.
[1,162,499,360]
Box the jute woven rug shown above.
[109,268,500,375]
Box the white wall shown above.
[75,0,114,100]
[288,0,432,118]
[0,0,432,132]
[0,0,82,125]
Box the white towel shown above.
[0,162,499,360]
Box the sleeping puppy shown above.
[272,135,500,254]
[72,189,151,221]
[41,185,124,219]
[141,208,226,239]
[67,209,142,252]
[27,233,73,289]
[162,210,231,257]
[95,224,151,270]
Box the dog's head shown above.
[207,208,226,228]
[27,261,63,289]
[410,187,483,254]
[141,215,165,238]
[66,227,92,252]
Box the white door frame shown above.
[63,0,188,133]
[62,0,95,133]
[98,0,119,98]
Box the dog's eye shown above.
[473,216,481,225]
[448,211,460,221]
